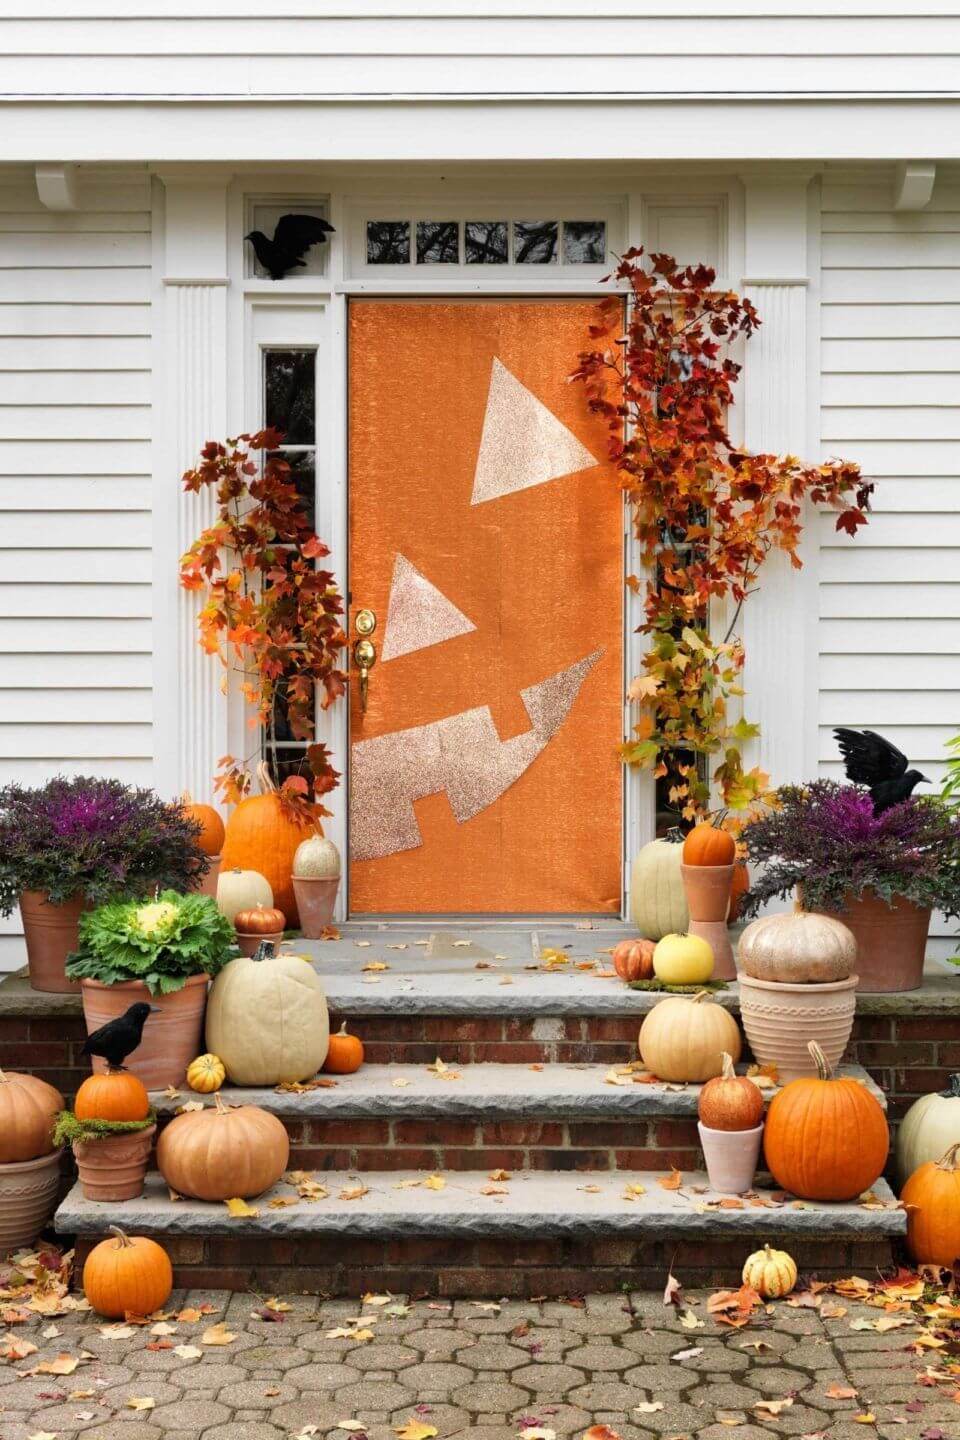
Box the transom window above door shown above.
[365,217,607,266]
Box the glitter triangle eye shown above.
[381,554,477,662]
[471,357,598,504]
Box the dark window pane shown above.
[269,677,315,744]
[514,220,558,264]
[265,746,312,791]
[563,220,606,264]
[465,221,508,265]
[366,220,410,264]
[417,220,459,264]
[264,349,315,445]
[267,448,315,533]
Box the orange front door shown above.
[348,299,623,915]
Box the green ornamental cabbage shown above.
[66,890,235,995]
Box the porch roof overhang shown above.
[1,95,959,166]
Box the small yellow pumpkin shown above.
[741,1244,798,1299]
[652,932,714,986]
[186,1054,226,1094]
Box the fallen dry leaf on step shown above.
[583,1427,623,1440]
[488,1169,511,1181]
[634,1400,664,1414]
[0,1337,37,1360]
[339,1185,369,1201]
[826,1384,858,1399]
[623,1184,647,1200]
[671,1346,704,1362]
[715,1413,747,1427]
[162,1085,181,1099]
[150,1320,177,1336]
[99,1324,135,1338]
[201,1323,236,1346]
[335,1424,368,1434]
[321,925,340,940]
[40,1324,60,1340]
[423,1174,446,1191]
[267,1196,298,1209]
[392,1078,411,1088]
[739,1338,773,1352]
[29,1353,83,1375]
[126,1396,155,1411]
[480,1185,508,1196]
[427,1057,461,1081]
[853,1415,876,1425]
[754,1398,794,1416]
[657,1168,683,1191]
[173,1344,203,1360]
[362,960,389,972]
[224,1197,259,1218]
[679,1310,704,1330]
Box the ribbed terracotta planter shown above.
[72,1124,155,1202]
[809,889,931,993]
[698,1120,764,1195]
[292,876,339,937]
[19,890,86,994]
[0,1150,61,1252]
[680,862,736,979]
[81,975,208,1091]
[738,973,858,1082]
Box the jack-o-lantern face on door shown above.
[348,300,623,915]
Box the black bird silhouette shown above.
[245,214,335,280]
[81,1001,158,1071]
[834,727,930,814]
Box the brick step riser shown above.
[71,1231,898,1297]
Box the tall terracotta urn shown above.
[680,863,736,979]
[19,891,86,993]
[80,976,208,1090]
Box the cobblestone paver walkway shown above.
[0,1288,956,1440]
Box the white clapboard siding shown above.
[0,173,154,968]
[819,166,960,938]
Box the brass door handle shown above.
[353,608,377,714]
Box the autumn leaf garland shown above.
[573,249,873,816]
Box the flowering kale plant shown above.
[0,776,209,915]
[739,780,960,919]
[66,891,234,995]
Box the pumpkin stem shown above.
[720,1052,737,1080]
[256,760,277,795]
[941,1074,960,1100]
[108,1225,133,1248]
[691,990,711,1005]
[0,1067,6,1083]
[337,1022,348,1037]
[664,826,685,845]
[936,1142,960,1170]
[807,1041,832,1081]
[213,1092,229,1116]
[252,940,276,963]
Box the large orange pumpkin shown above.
[0,1068,64,1163]
[682,818,737,868]
[764,1042,888,1201]
[220,763,320,926]
[902,1143,960,1265]
[182,795,225,857]
[156,1092,289,1201]
[612,938,655,983]
[83,1226,173,1318]
[75,1070,150,1124]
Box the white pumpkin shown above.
[292,833,341,879]
[639,991,742,1083]
[205,949,330,1084]
[216,866,273,924]
[630,836,689,940]
[896,1076,960,1187]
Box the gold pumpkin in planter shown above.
[739,906,857,984]
[292,833,341,879]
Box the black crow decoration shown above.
[81,1001,158,1071]
[245,214,335,280]
[833,727,930,814]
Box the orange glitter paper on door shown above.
[348,300,623,914]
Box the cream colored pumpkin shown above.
[739,907,857,984]
[630,836,689,941]
[639,991,742,1083]
[742,1245,798,1299]
[292,832,341,879]
[652,932,714,986]
[216,866,273,924]
[896,1076,960,1187]
[205,949,330,1085]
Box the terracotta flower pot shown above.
[680,862,736,979]
[738,973,858,1082]
[193,856,221,900]
[292,876,339,938]
[72,1124,155,1202]
[236,931,284,957]
[80,975,208,1091]
[19,890,87,994]
[698,1120,764,1195]
[0,1150,61,1252]
[809,889,931,994]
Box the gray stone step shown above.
[152,1062,886,1120]
[56,1169,906,1241]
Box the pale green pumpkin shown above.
[896,1075,960,1188]
[630,836,689,940]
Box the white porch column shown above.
[738,170,818,789]
[155,171,232,803]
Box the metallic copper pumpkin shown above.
[233,904,286,936]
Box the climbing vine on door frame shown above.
[572,249,873,817]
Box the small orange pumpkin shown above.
[698,1052,764,1131]
[323,1022,364,1075]
[764,1041,888,1201]
[0,1068,64,1163]
[902,1142,960,1266]
[220,762,321,926]
[83,1226,173,1319]
[612,938,656,983]
[181,794,225,857]
[682,818,737,868]
[234,904,286,936]
[728,862,750,922]
[75,1070,150,1123]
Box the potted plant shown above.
[66,892,235,1089]
[55,1109,156,1203]
[740,781,960,993]
[0,777,210,993]
[736,907,859,1079]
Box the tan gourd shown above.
[638,991,742,1083]
[0,1068,64,1163]
[205,946,330,1085]
[292,833,341,879]
[630,835,689,941]
[739,905,857,984]
[741,1245,798,1299]
[156,1093,289,1201]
